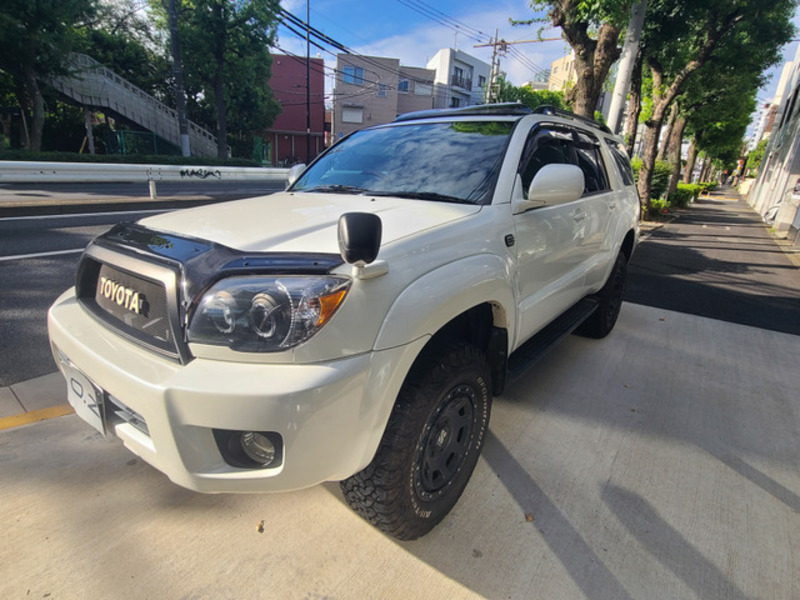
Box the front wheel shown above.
[340,342,492,540]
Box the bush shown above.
[630,158,674,199]
[668,183,703,208]
[647,198,670,218]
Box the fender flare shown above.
[373,254,516,352]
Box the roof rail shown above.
[394,102,533,122]
[533,105,612,134]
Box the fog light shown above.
[241,432,276,466]
[213,429,283,469]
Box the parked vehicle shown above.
[49,104,639,539]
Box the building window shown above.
[377,84,388,98]
[449,97,461,108]
[342,66,365,85]
[478,75,486,89]
[398,79,409,93]
[342,106,364,123]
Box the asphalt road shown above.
[0,180,284,387]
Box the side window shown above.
[605,139,635,186]
[518,127,574,198]
[573,130,610,194]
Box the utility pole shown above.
[306,0,312,163]
[167,0,191,157]
[607,0,648,135]
[475,35,561,103]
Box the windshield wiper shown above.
[370,190,467,204]
[301,185,368,194]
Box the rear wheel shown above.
[340,342,491,540]
[577,251,627,339]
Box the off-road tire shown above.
[340,342,492,540]
[577,251,627,339]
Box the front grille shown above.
[76,244,187,362]
[94,263,172,346]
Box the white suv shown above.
[49,104,639,539]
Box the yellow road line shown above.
[0,404,75,430]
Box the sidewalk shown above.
[626,187,800,336]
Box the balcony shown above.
[451,75,473,90]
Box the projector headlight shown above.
[188,276,350,352]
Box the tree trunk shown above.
[656,103,678,162]
[683,138,698,183]
[624,51,643,156]
[212,3,227,159]
[666,115,687,197]
[214,62,227,158]
[700,155,711,182]
[23,65,45,152]
[551,6,622,119]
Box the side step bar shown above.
[506,297,599,387]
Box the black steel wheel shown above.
[340,342,491,540]
[577,251,627,339]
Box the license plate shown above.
[62,362,106,435]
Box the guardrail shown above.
[0,161,290,184]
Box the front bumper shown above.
[48,289,425,493]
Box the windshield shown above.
[291,120,515,204]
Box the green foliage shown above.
[493,77,567,110]
[631,157,673,199]
[78,1,171,102]
[0,0,98,150]
[667,183,701,208]
[647,197,670,218]
[175,0,282,157]
[527,0,634,29]
[747,138,768,177]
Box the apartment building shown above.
[747,43,800,246]
[264,54,326,164]
[548,52,577,92]
[426,48,491,109]
[332,55,436,139]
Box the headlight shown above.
[188,276,350,352]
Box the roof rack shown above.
[533,105,612,134]
[394,102,533,122]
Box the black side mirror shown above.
[338,212,382,266]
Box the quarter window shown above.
[605,139,635,186]
[573,131,609,194]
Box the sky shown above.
[276,0,800,114]
[277,0,566,94]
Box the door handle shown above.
[573,210,587,222]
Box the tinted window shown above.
[293,120,515,205]
[573,130,609,194]
[605,139,635,186]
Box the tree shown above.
[174,0,282,158]
[635,0,794,208]
[492,77,567,110]
[515,1,635,117]
[79,0,171,101]
[0,0,97,151]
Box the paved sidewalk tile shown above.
[0,387,24,418]
[10,372,66,412]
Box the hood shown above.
[137,192,481,254]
